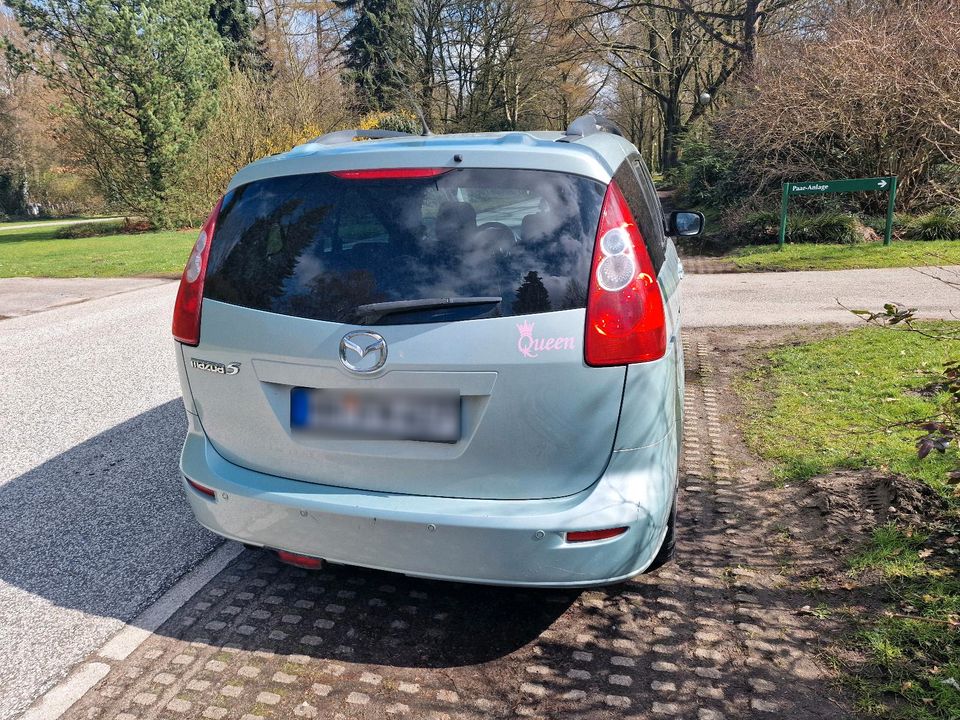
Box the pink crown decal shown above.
[516,320,535,338]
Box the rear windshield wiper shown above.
[354,297,502,324]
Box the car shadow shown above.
[0,400,220,622]
[187,549,580,667]
[0,400,576,669]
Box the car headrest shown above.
[521,212,555,244]
[435,201,477,241]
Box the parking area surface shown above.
[58,338,847,719]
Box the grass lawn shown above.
[847,523,960,720]
[732,240,960,272]
[740,324,960,720]
[740,322,958,491]
[0,221,196,277]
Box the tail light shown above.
[584,181,666,366]
[172,196,224,345]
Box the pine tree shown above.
[208,0,268,73]
[5,0,227,225]
[335,0,413,113]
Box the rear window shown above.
[204,168,605,325]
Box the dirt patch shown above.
[777,470,945,564]
[701,323,848,355]
[809,470,943,527]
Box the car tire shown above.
[645,496,677,573]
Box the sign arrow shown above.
[878,179,888,189]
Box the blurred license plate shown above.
[290,388,461,443]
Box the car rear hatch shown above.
[181,166,626,500]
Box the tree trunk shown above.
[315,4,323,72]
[743,0,759,65]
[661,99,681,170]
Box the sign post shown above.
[884,176,898,246]
[777,176,897,249]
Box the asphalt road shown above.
[0,284,220,720]
[0,278,167,318]
[683,265,959,326]
[0,217,126,232]
[1,265,957,718]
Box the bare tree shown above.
[409,0,597,131]
[572,0,729,167]
[673,0,802,65]
[715,0,960,210]
[570,0,810,168]
[0,11,104,215]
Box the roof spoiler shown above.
[307,129,416,146]
[560,114,624,141]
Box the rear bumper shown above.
[180,412,678,587]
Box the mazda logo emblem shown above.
[339,331,387,374]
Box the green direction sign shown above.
[788,177,893,195]
[778,175,898,248]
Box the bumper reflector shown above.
[186,478,216,499]
[566,527,629,543]
[276,550,324,570]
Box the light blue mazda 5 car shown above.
[172,115,702,587]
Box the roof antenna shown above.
[383,51,432,136]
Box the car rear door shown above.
[180,167,627,501]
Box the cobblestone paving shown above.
[63,335,849,720]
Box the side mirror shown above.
[667,211,705,237]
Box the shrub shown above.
[53,218,148,239]
[789,212,864,245]
[54,221,124,239]
[727,210,781,245]
[119,218,153,233]
[727,210,866,245]
[710,4,960,215]
[670,136,740,207]
[33,172,106,217]
[359,110,421,135]
[903,207,960,241]
[860,215,905,236]
[166,69,352,227]
[257,122,329,158]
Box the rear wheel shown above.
[645,497,677,573]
